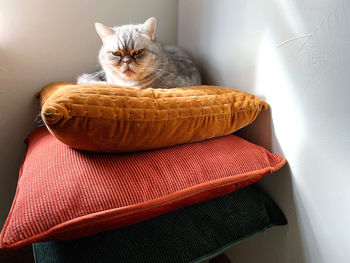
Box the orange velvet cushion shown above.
[38,82,268,152]
[0,127,285,249]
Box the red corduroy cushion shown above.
[0,127,285,249]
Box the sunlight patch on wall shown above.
[273,0,305,35]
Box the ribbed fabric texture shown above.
[0,127,285,249]
[33,185,287,263]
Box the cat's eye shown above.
[112,51,122,57]
[132,49,144,57]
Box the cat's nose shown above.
[123,58,132,65]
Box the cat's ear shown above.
[142,17,157,41]
[95,22,114,42]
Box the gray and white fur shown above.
[77,17,201,89]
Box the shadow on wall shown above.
[234,111,309,262]
[233,109,324,262]
[0,49,42,228]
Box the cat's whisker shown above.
[34,112,47,127]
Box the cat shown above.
[77,17,201,89]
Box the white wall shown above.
[179,1,350,263]
[0,0,178,228]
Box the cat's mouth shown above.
[123,68,136,75]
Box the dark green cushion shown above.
[33,185,286,263]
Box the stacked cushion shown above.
[38,82,269,152]
[33,185,287,263]
[0,127,285,249]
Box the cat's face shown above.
[96,18,160,81]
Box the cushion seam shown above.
[47,105,265,121]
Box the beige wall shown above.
[0,0,178,227]
[179,0,350,263]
